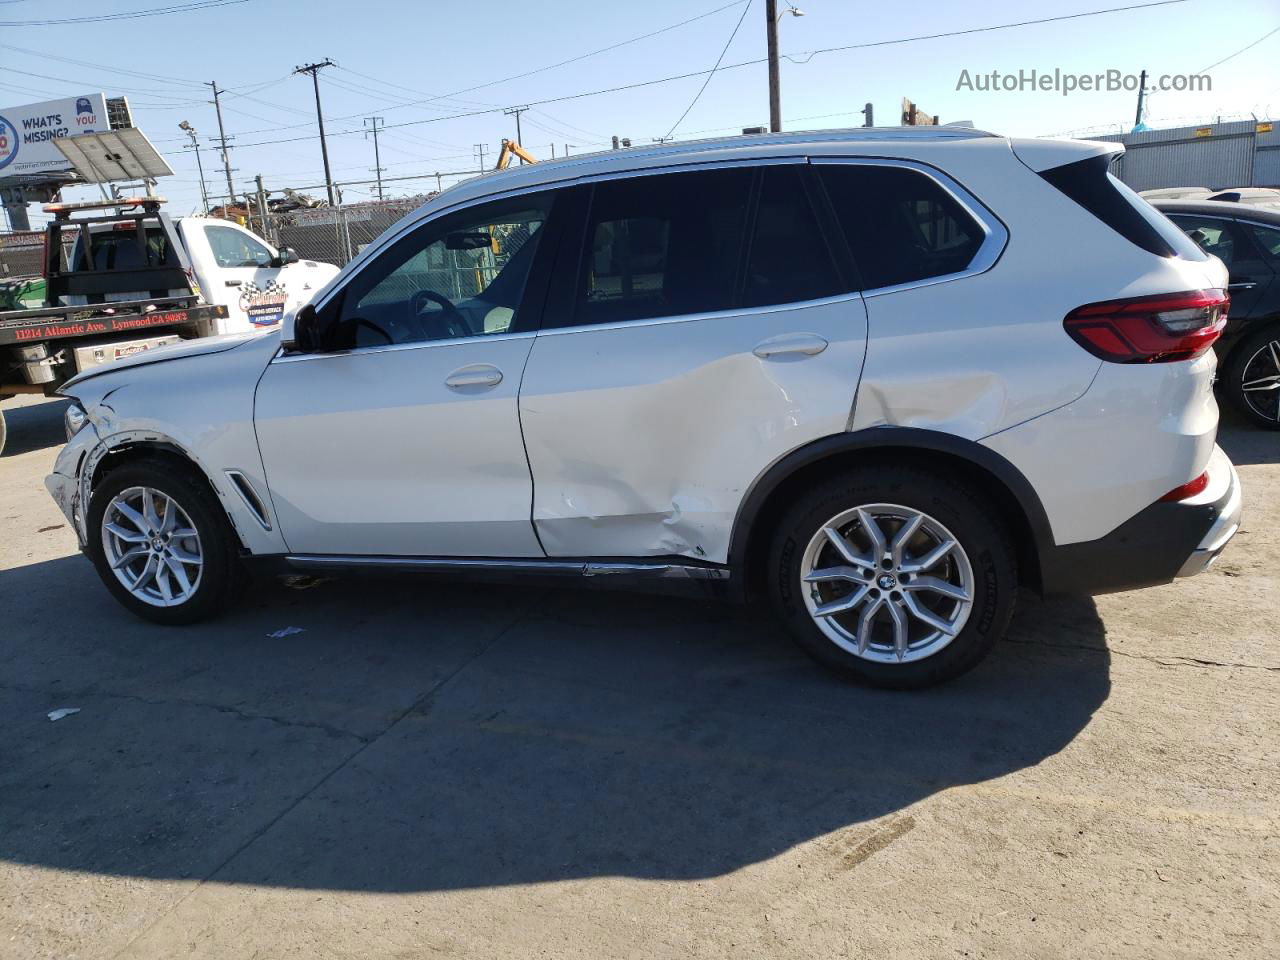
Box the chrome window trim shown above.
[535,290,864,338]
[809,156,1009,299]
[272,328,536,364]
[300,153,1004,356]
[310,155,815,316]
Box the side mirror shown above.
[445,231,492,250]
[282,302,316,352]
[271,247,301,267]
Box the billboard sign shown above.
[0,94,110,179]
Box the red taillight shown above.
[1159,471,1209,502]
[1064,289,1228,363]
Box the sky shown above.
[1,0,1278,226]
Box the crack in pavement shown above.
[1,679,369,742]
[1002,637,1280,672]
[106,607,533,960]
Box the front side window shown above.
[206,224,273,268]
[575,168,751,325]
[818,164,985,290]
[332,193,552,349]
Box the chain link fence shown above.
[258,194,434,267]
[0,191,436,290]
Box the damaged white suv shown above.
[47,128,1242,688]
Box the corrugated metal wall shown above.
[1097,121,1275,190]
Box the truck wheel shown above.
[1223,325,1280,429]
[86,458,246,624]
[768,466,1017,689]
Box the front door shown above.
[254,192,558,557]
[198,221,292,332]
[518,164,869,564]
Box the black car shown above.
[1153,199,1280,428]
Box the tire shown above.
[767,465,1017,689]
[86,457,246,624]
[0,407,6,457]
[1223,325,1280,429]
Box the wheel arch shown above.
[728,427,1054,599]
[85,433,251,552]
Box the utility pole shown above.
[503,106,529,159]
[294,59,337,206]
[861,102,874,127]
[1134,69,1148,129]
[206,82,237,213]
[473,143,489,169]
[765,0,782,132]
[254,174,271,242]
[364,116,385,200]
[179,121,210,213]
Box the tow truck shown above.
[0,196,227,454]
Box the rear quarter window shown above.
[1039,155,1208,261]
[816,164,986,290]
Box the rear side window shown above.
[741,166,843,308]
[817,165,985,290]
[575,168,751,325]
[1039,155,1207,261]
[1249,222,1280,259]
[1165,215,1244,266]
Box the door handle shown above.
[445,364,503,389]
[1228,281,1256,291]
[225,279,242,287]
[752,333,829,359]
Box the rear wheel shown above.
[1224,326,1280,429]
[86,459,245,624]
[768,466,1017,689]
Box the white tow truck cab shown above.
[68,214,339,334]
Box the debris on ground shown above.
[267,626,306,638]
[282,575,334,591]
[47,708,80,722]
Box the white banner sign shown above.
[0,94,110,179]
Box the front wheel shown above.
[768,466,1017,689]
[86,459,245,624]
[1223,326,1280,429]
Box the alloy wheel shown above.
[799,503,974,663]
[1240,338,1280,423]
[101,486,204,607]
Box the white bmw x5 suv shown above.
[46,128,1242,688]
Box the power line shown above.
[665,0,753,138]
[1196,24,1280,74]
[0,41,210,87]
[215,0,1194,153]
[330,0,750,117]
[0,0,250,27]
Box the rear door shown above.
[1165,214,1276,318]
[518,162,869,563]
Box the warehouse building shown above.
[1097,119,1279,191]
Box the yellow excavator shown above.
[493,139,537,170]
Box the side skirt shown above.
[242,554,733,598]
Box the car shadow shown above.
[1216,416,1278,466]
[0,397,67,458]
[0,552,1110,892]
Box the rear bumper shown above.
[1039,444,1241,595]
